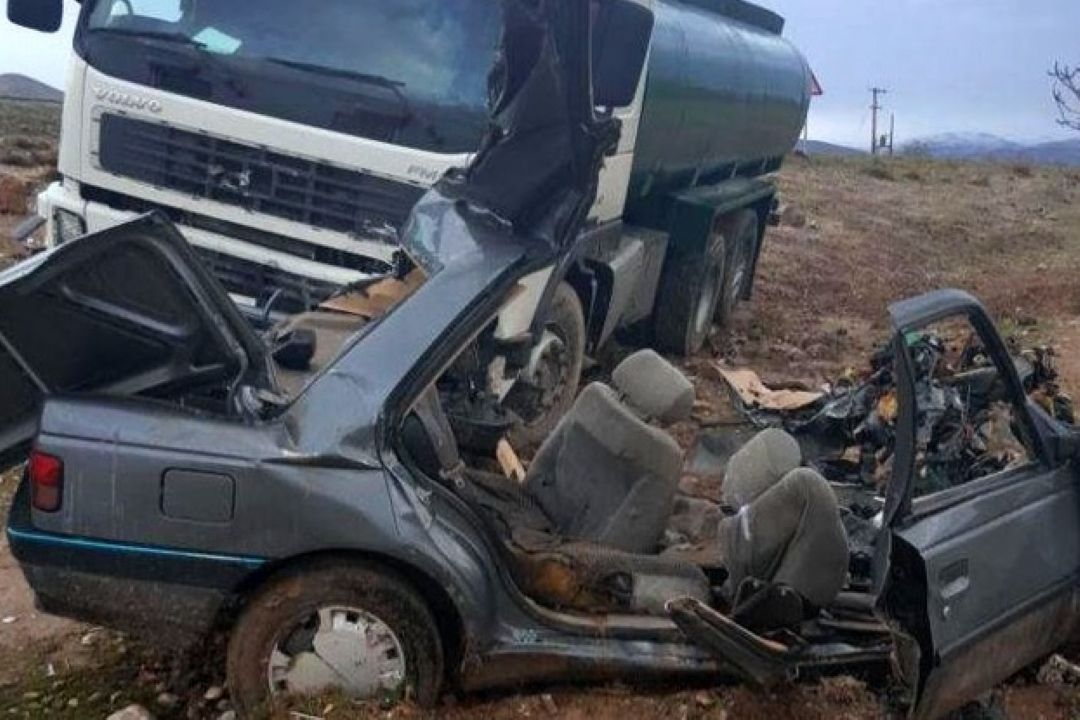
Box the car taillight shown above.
[29,449,64,513]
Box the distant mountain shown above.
[902,132,1080,167]
[796,139,866,157]
[0,74,62,103]
[1021,139,1080,167]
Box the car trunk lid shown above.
[0,213,272,469]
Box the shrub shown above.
[860,160,895,181]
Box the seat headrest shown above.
[611,349,695,424]
[722,428,802,509]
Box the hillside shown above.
[0,99,60,185]
[1023,138,1080,166]
[796,139,865,157]
[903,131,1080,166]
[0,74,62,103]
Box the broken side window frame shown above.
[885,290,1052,525]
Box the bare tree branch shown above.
[1051,62,1080,132]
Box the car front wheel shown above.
[227,561,443,713]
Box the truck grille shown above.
[193,247,341,314]
[97,113,426,239]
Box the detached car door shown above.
[884,290,1080,719]
[0,213,271,469]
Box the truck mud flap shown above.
[667,596,795,687]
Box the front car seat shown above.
[412,350,710,615]
[525,349,696,553]
[500,350,709,614]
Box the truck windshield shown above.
[79,0,502,154]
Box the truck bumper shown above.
[10,215,45,245]
[5,479,262,649]
[33,181,376,310]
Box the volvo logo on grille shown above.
[208,164,252,194]
[93,86,163,113]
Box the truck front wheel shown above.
[504,281,586,447]
[654,233,727,357]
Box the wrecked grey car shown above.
[2,3,1080,720]
[7,217,1080,719]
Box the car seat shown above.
[524,348,695,553]
[410,349,711,615]
[719,428,849,610]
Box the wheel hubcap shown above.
[268,606,406,700]
[726,247,750,312]
[694,266,722,339]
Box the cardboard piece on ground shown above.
[319,269,426,319]
[716,367,823,411]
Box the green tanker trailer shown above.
[484,0,815,439]
[631,0,812,208]
[590,0,814,357]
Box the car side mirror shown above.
[592,0,654,108]
[7,0,63,33]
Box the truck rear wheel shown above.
[654,233,727,357]
[715,210,760,328]
[504,281,586,447]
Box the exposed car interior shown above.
[260,270,427,398]
[383,295,1065,703]
[398,344,890,652]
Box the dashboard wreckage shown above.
[1,2,1080,719]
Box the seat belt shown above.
[412,387,467,488]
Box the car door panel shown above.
[914,581,1080,720]
[883,291,1080,718]
[898,463,1080,660]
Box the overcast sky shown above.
[1,0,1077,148]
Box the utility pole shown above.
[870,87,888,155]
[888,113,895,156]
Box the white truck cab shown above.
[29,0,643,315]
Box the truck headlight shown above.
[53,209,86,245]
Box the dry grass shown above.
[0,135,57,167]
[721,155,1080,386]
[0,100,60,170]
[0,100,61,140]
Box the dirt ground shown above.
[730,155,1080,386]
[3,100,1080,717]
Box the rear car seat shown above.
[716,428,849,609]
